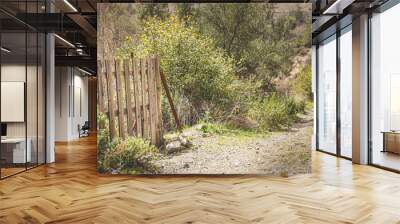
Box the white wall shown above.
[1,63,46,164]
[55,67,89,141]
[55,67,69,141]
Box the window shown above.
[370,3,400,171]
[317,35,337,154]
[339,26,352,158]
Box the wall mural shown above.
[97,3,312,175]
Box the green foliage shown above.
[248,93,305,131]
[113,4,311,133]
[197,4,299,90]
[292,64,312,100]
[102,137,159,174]
[97,112,110,173]
[117,16,238,123]
[97,112,159,174]
[200,123,226,134]
[137,3,169,20]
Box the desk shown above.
[382,131,400,154]
[1,138,31,163]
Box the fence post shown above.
[105,60,116,138]
[133,58,142,137]
[100,56,164,145]
[115,60,127,138]
[124,59,135,136]
[141,58,150,139]
[159,70,182,132]
[155,56,163,145]
[148,56,157,144]
[97,60,104,114]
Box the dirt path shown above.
[156,111,313,176]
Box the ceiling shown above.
[0,0,97,74]
[1,0,393,74]
[311,0,390,43]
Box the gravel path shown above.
[156,111,313,176]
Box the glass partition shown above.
[1,30,28,177]
[317,35,337,154]
[0,2,46,179]
[370,3,400,171]
[339,25,352,158]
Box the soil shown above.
[155,111,313,176]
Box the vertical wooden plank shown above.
[133,58,142,137]
[141,58,149,139]
[151,57,159,145]
[155,56,163,145]
[129,59,137,136]
[148,56,157,145]
[105,60,116,138]
[97,60,104,114]
[100,61,109,114]
[146,57,153,140]
[115,60,126,139]
[124,59,134,136]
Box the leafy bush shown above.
[102,137,159,174]
[97,112,110,173]
[248,93,305,131]
[117,16,238,125]
[200,123,226,134]
[115,14,310,133]
[292,64,312,100]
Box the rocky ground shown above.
[155,111,313,176]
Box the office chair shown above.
[79,121,90,138]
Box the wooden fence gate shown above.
[98,56,163,146]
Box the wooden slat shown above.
[101,62,109,114]
[115,60,126,139]
[148,56,157,145]
[124,59,134,136]
[129,60,137,136]
[97,60,104,114]
[134,58,142,137]
[141,58,149,139]
[105,60,116,138]
[155,56,163,145]
[99,56,163,144]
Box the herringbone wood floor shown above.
[1,135,400,224]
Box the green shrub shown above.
[248,93,304,131]
[103,137,159,174]
[97,112,110,173]
[117,16,238,126]
[200,123,226,134]
[292,64,312,100]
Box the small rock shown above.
[111,169,119,174]
[166,141,185,154]
[183,163,190,169]
[179,135,188,144]
[178,135,193,148]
